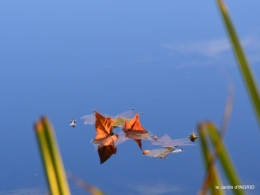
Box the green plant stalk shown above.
[35,116,71,195]
[216,0,260,125]
[198,122,223,195]
[35,120,60,194]
[207,123,244,195]
[68,172,107,195]
[41,117,70,195]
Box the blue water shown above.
[1,1,260,194]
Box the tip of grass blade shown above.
[34,116,49,132]
[35,120,44,132]
[217,0,228,12]
[198,121,216,132]
[41,115,50,124]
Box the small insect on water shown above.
[189,132,198,142]
[70,119,76,127]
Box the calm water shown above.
[1,1,260,194]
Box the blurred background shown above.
[1,1,260,194]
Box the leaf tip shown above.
[34,116,49,132]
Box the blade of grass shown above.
[207,123,244,195]
[41,117,70,194]
[35,116,71,195]
[198,122,223,195]
[219,82,234,137]
[199,82,233,194]
[35,120,60,194]
[68,172,107,195]
[216,0,260,125]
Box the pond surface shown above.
[1,1,260,194]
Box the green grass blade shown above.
[35,119,60,194]
[216,0,260,125]
[198,122,224,195]
[35,116,71,195]
[206,122,244,195]
[68,172,107,195]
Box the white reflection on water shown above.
[0,188,46,195]
[130,182,180,195]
